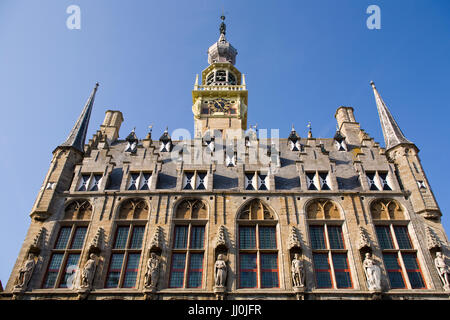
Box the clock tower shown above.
[192,16,248,139]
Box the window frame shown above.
[104,223,146,289]
[374,223,426,290]
[168,223,207,289]
[308,221,353,290]
[42,224,89,289]
[237,222,280,289]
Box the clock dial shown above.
[208,98,232,113]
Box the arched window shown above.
[306,199,352,289]
[169,199,208,288]
[42,200,91,288]
[105,198,149,289]
[237,199,279,288]
[371,199,425,289]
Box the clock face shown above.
[208,98,233,113]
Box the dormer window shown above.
[334,131,347,151]
[127,172,152,191]
[245,172,269,191]
[288,127,301,151]
[366,171,392,191]
[183,171,208,190]
[77,173,103,191]
[159,129,172,152]
[306,171,331,191]
[226,152,236,167]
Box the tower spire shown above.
[59,83,99,153]
[370,81,413,151]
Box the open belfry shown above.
[3,16,449,301]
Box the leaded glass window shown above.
[77,173,103,192]
[169,224,206,288]
[309,225,352,289]
[105,224,145,288]
[42,225,88,288]
[238,204,279,289]
[374,222,426,290]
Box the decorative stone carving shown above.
[434,252,450,290]
[358,226,371,252]
[291,253,305,288]
[80,253,97,289]
[288,226,301,251]
[150,226,163,253]
[426,226,442,251]
[363,253,381,292]
[30,227,46,255]
[214,254,227,288]
[215,225,227,250]
[14,253,36,290]
[89,227,104,254]
[144,252,160,289]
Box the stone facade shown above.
[2,18,449,301]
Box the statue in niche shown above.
[291,253,305,288]
[363,253,381,291]
[80,253,97,289]
[434,252,450,290]
[15,253,36,290]
[144,252,160,288]
[214,254,227,287]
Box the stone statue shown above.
[144,253,160,288]
[363,253,381,291]
[80,253,97,289]
[15,253,36,290]
[434,252,450,290]
[214,254,227,287]
[291,253,305,287]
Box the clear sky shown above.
[0,0,449,286]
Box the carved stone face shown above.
[365,253,371,259]
[217,254,223,261]
[294,253,300,260]
[90,253,96,259]
[436,252,442,258]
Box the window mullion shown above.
[315,171,320,190]
[54,252,68,288]
[324,225,336,288]
[397,251,412,289]
[184,224,192,288]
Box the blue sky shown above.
[0,0,449,286]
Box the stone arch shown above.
[370,199,404,220]
[305,199,341,219]
[117,198,149,220]
[173,198,208,219]
[236,198,276,221]
[64,199,92,220]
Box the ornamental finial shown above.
[220,15,226,35]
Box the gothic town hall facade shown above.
[2,18,450,300]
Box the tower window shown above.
[417,180,426,189]
[216,70,226,82]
